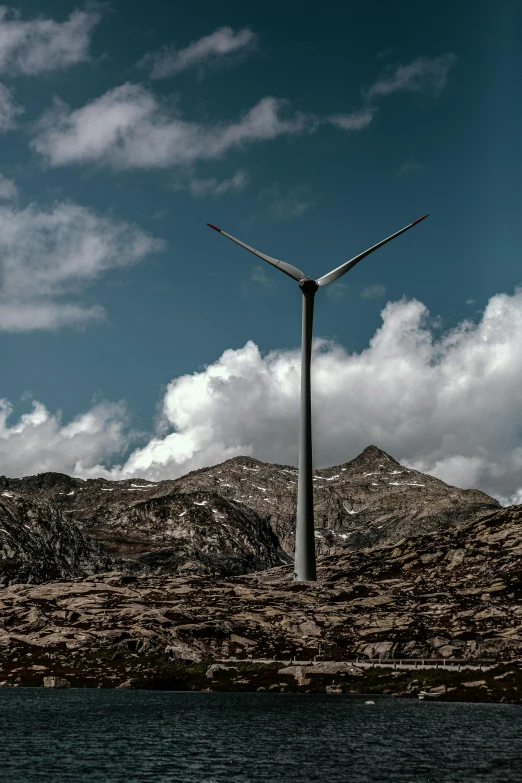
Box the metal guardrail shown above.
[221,656,500,671]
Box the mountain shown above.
[1,504,521,697]
[0,444,501,584]
[167,446,501,554]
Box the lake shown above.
[1,690,521,782]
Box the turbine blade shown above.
[207,223,305,282]
[316,214,429,287]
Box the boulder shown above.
[43,676,70,688]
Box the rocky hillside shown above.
[0,446,501,569]
[1,504,521,695]
[0,476,290,584]
[0,493,112,585]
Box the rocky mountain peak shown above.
[346,445,401,468]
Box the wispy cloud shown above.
[376,47,395,60]
[258,183,312,222]
[328,106,377,131]
[140,26,256,80]
[0,172,17,199]
[365,53,457,99]
[0,6,101,75]
[361,284,386,299]
[326,282,349,302]
[0,82,22,131]
[250,265,272,287]
[329,54,456,137]
[189,169,249,197]
[0,198,164,331]
[395,157,426,178]
[31,86,314,169]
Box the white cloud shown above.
[140,26,256,79]
[0,398,134,478]
[189,169,249,197]
[328,53,456,135]
[0,6,101,75]
[0,172,17,199]
[30,53,456,170]
[361,284,386,299]
[0,200,164,331]
[31,85,314,169]
[328,106,376,130]
[5,288,522,506]
[366,53,457,98]
[0,81,22,131]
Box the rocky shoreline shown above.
[1,657,520,703]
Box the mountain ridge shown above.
[0,445,502,584]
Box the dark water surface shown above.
[1,690,521,782]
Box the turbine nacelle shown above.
[299,278,319,293]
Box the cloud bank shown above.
[2,289,522,506]
[0,199,165,331]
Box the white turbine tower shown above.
[207,214,429,581]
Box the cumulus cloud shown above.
[365,53,457,98]
[0,200,164,331]
[0,6,101,75]
[31,86,314,169]
[0,171,17,199]
[0,398,134,478]
[0,81,22,131]
[140,26,256,79]
[189,168,249,197]
[4,288,522,506]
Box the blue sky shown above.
[1,1,522,505]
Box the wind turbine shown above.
[207,214,429,581]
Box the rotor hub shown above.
[299,277,318,293]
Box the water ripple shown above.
[1,690,521,782]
